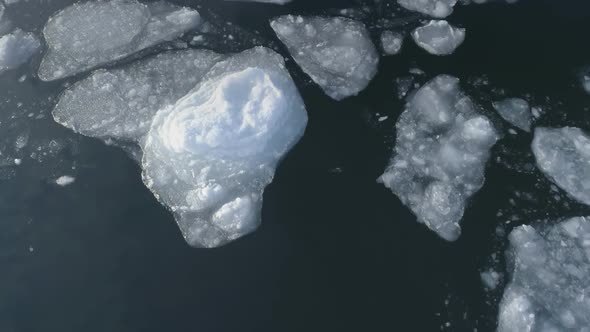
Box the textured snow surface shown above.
[412,20,465,55]
[493,98,532,132]
[271,15,378,100]
[0,29,40,74]
[378,75,498,241]
[498,217,590,332]
[380,30,404,55]
[53,49,223,144]
[397,0,457,18]
[38,0,201,81]
[141,47,307,248]
[532,127,590,206]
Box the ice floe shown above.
[38,0,201,81]
[397,0,457,18]
[0,29,40,74]
[378,75,499,241]
[412,20,465,56]
[380,30,404,55]
[492,98,532,132]
[270,15,378,100]
[498,217,590,331]
[532,127,590,206]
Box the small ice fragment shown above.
[532,127,590,206]
[397,0,457,18]
[271,15,379,100]
[412,20,465,56]
[492,98,532,132]
[378,75,499,241]
[55,175,76,186]
[378,116,388,122]
[0,29,40,74]
[380,30,404,55]
[480,269,502,290]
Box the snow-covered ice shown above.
[497,217,590,332]
[53,49,223,144]
[270,15,378,100]
[378,75,499,241]
[397,0,457,18]
[532,127,590,206]
[141,47,307,248]
[0,29,40,74]
[492,98,532,132]
[412,20,465,56]
[38,0,201,81]
[380,30,404,55]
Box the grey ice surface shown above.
[38,0,201,81]
[493,98,532,132]
[397,0,457,18]
[380,30,404,55]
[270,15,378,100]
[0,29,40,74]
[53,49,223,144]
[532,127,590,206]
[0,3,12,36]
[498,217,590,332]
[412,20,465,55]
[141,47,308,248]
[378,75,499,241]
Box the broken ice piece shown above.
[380,30,404,55]
[492,98,532,132]
[397,0,457,18]
[378,75,499,241]
[412,20,465,56]
[53,49,223,144]
[271,15,379,100]
[497,217,590,331]
[0,29,40,74]
[532,127,590,206]
[38,0,201,81]
[141,47,308,248]
[55,175,75,186]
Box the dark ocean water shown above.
[1,0,590,331]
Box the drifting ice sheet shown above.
[412,20,465,56]
[492,98,532,132]
[38,0,201,81]
[498,217,590,332]
[141,47,308,248]
[53,49,223,144]
[0,29,40,74]
[378,75,498,241]
[532,127,590,206]
[380,30,404,55]
[397,0,457,18]
[271,15,378,100]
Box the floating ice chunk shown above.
[270,15,378,100]
[397,0,457,18]
[498,217,590,331]
[380,30,404,55]
[142,47,308,248]
[55,175,76,186]
[0,29,40,74]
[412,20,465,56]
[532,127,590,206]
[53,49,223,144]
[493,98,532,132]
[378,75,499,241]
[38,0,201,81]
[480,269,502,290]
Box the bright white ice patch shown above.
[270,15,379,100]
[397,0,457,18]
[498,217,590,331]
[0,29,40,74]
[532,127,590,206]
[378,75,498,241]
[492,98,532,132]
[380,30,404,55]
[412,20,465,56]
[38,0,201,81]
[141,47,307,248]
[55,175,75,186]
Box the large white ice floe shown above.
[380,30,404,55]
[412,20,465,56]
[0,29,41,74]
[532,127,590,207]
[397,0,457,18]
[270,15,379,100]
[38,0,201,81]
[141,47,308,247]
[378,75,499,241]
[492,98,532,132]
[53,49,224,144]
[497,217,590,332]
